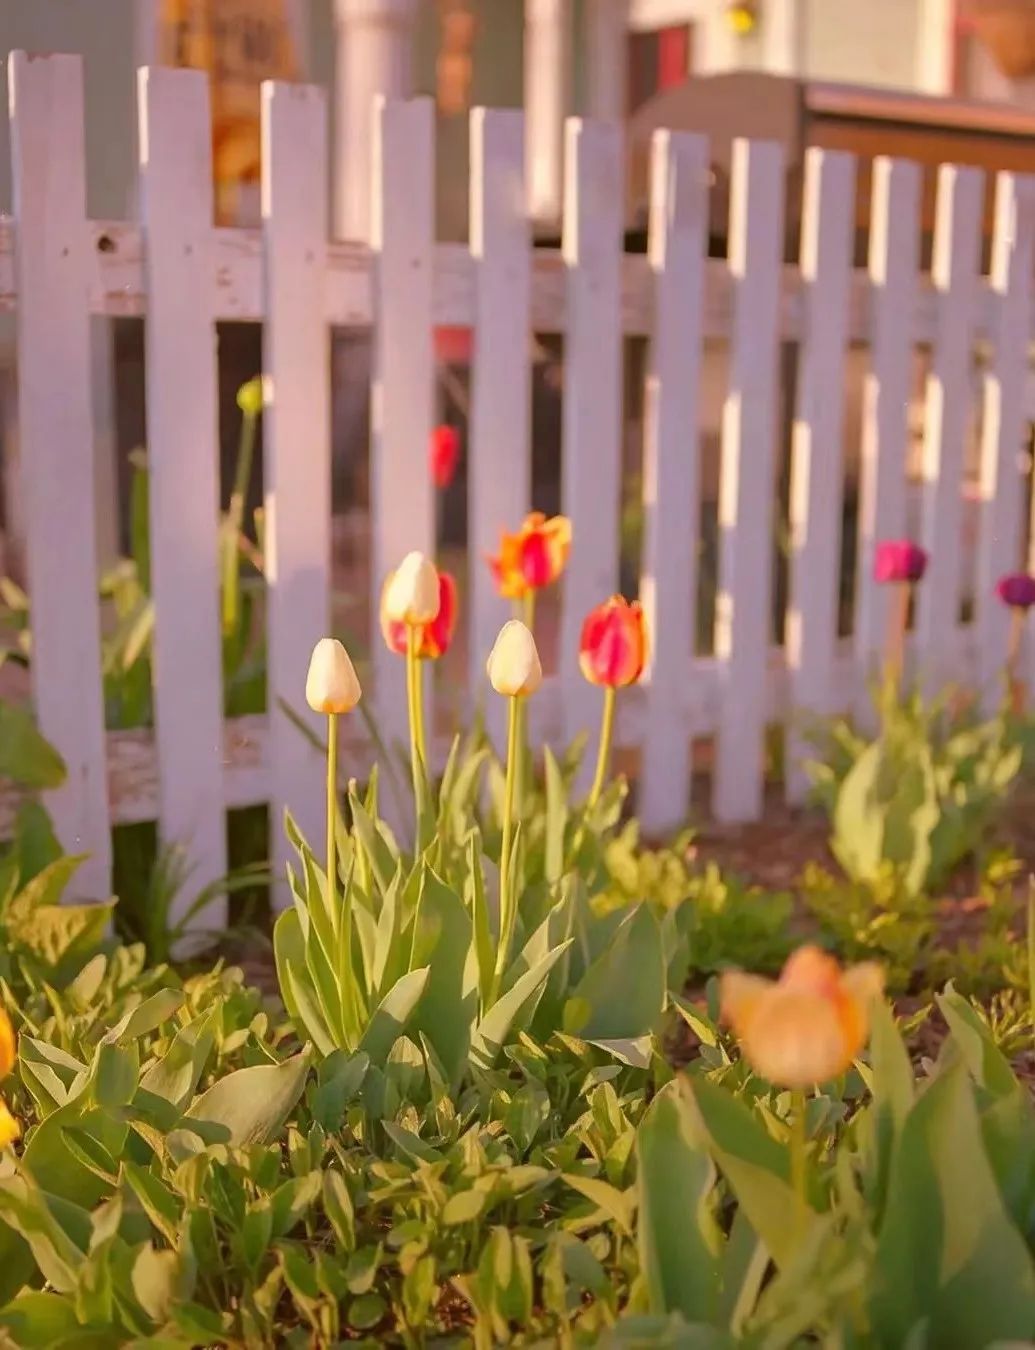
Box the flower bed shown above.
[3,402,1035,1341]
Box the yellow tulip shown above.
[382,552,440,626]
[720,946,884,1088]
[305,638,362,715]
[0,1100,19,1149]
[0,1007,15,1081]
[487,620,542,698]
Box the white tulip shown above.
[306,638,362,714]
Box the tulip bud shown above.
[997,572,1035,610]
[487,620,542,698]
[383,552,440,625]
[306,638,362,714]
[874,540,927,585]
[430,424,461,490]
[579,596,647,688]
[236,376,264,418]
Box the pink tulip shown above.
[874,540,927,585]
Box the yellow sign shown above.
[160,0,298,212]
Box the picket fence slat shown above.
[262,81,332,898]
[468,107,531,747]
[713,138,786,824]
[639,129,707,835]
[785,147,855,803]
[916,164,984,687]
[976,173,1035,706]
[139,67,227,932]
[854,157,921,698]
[560,118,625,752]
[8,52,112,897]
[370,97,436,779]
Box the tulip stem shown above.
[882,580,911,712]
[1006,607,1026,716]
[492,694,521,1002]
[326,711,339,923]
[587,685,617,813]
[414,657,428,767]
[790,1088,808,1245]
[222,406,258,638]
[513,592,536,815]
[405,626,421,803]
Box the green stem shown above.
[513,591,536,816]
[492,695,521,1001]
[790,1087,808,1245]
[414,656,428,769]
[405,626,421,807]
[587,685,617,812]
[328,713,356,1040]
[222,409,257,636]
[326,712,338,929]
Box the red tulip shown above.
[874,540,927,585]
[579,596,647,688]
[997,573,1035,610]
[381,569,457,660]
[430,424,461,490]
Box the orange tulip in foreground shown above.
[381,570,457,661]
[579,596,647,688]
[720,946,884,1088]
[489,513,571,600]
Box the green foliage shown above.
[808,692,1022,896]
[0,802,113,995]
[274,754,670,1093]
[634,991,1035,1345]
[800,863,934,993]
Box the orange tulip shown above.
[579,596,647,688]
[381,570,457,661]
[489,513,571,600]
[720,946,884,1088]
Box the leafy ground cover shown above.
[5,414,1035,1342]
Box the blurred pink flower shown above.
[997,572,1035,610]
[874,540,927,585]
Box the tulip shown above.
[489,514,569,815]
[0,1007,15,1081]
[0,1006,19,1150]
[382,552,441,803]
[0,1101,18,1150]
[383,551,440,626]
[487,621,542,999]
[873,540,927,585]
[722,945,884,1239]
[489,513,571,604]
[720,946,884,1088]
[306,638,362,715]
[235,375,265,418]
[997,573,1035,714]
[430,424,461,490]
[998,573,1035,610]
[578,597,647,812]
[380,570,458,662]
[487,620,542,698]
[873,539,927,705]
[306,637,362,1028]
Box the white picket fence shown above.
[2,50,1035,927]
